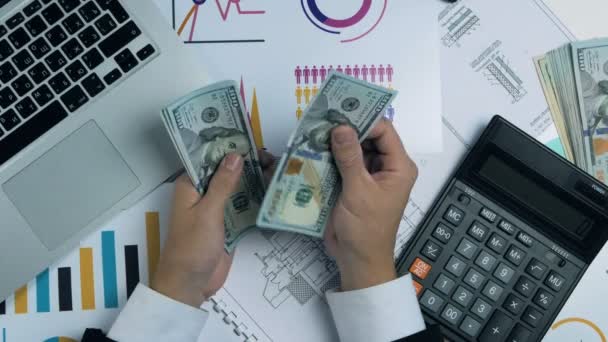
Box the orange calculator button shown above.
[409,257,432,279]
[412,280,424,296]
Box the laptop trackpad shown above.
[3,121,140,250]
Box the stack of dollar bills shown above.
[161,72,397,251]
[535,39,608,184]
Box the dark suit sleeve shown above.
[81,329,117,342]
[393,325,443,342]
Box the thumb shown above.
[331,125,368,188]
[202,153,243,211]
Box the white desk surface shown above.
[544,0,608,39]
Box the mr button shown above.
[444,205,465,227]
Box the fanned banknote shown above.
[161,81,265,251]
[257,71,398,237]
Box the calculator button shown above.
[468,221,489,242]
[433,274,456,296]
[456,238,478,260]
[493,263,515,284]
[445,256,466,277]
[420,290,444,313]
[522,306,543,327]
[409,258,432,280]
[464,268,485,290]
[475,251,497,272]
[526,258,547,280]
[458,194,471,205]
[479,207,497,223]
[487,233,507,254]
[505,245,526,266]
[498,220,516,235]
[471,298,492,320]
[503,294,525,315]
[533,288,554,310]
[544,250,565,266]
[459,316,482,337]
[507,324,532,342]
[545,271,565,292]
[452,286,474,307]
[441,304,463,326]
[515,276,536,298]
[412,280,424,296]
[432,224,453,244]
[444,205,465,226]
[479,310,513,342]
[421,240,442,261]
[482,281,504,302]
[517,231,534,247]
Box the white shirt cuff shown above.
[326,274,426,342]
[108,284,209,342]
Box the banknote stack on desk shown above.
[161,72,397,251]
[535,39,608,184]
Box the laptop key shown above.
[82,47,103,69]
[0,109,20,131]
[25,15,48,37]
[45,50,67,71]
[81,72,104,97]
[0,25,7,38]
[31,84,54,106]
[106,0,129,23]
[0,62,17,83]
[61,38,83,59]
[136,43,155,61]
[24,0,43,17]
[12,50,34,71]
[6,13,25,30]
[77,26,100,48]
[0,87,17,108]
[79,1,101,22]
[98,20,140,57]
[103,67,120,85]
[0,100,67,165]
[28,37,51,59]
[58,0,81,13]
[45,25,68,47]
[48,72,70,94]
[60,84,87,112]
[479,310,513,342]
[41,3,65,24]
[15,96,37,119]
[62,13,84,35]
[0,40,14,61]
[8,28,31,50]
[94,13,116,36]
[11,74,34,96]
[65,60,87,81]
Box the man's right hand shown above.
[324,120,418,292]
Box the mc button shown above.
[444,205,465,227]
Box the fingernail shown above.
[333,127,356,145]
[222,154,242,171]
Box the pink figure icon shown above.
[336,65,344,74]
[370,64,377,83]
[386,64,394,83]
[361,64,369,81]
[353,65,360,79]
[303,66,311,84]
[294,66,302,85]
[345,65,353,76]
[320,65,327,82]
[378,64,386,83]
[312,65,319,84]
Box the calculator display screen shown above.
[478,154,590,238]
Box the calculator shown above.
[396,116,608,342]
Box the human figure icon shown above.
[295,86,303,105]
[378,64,386,83]
[320,65,327,82]
[353,65,361,79]
[296,106,303,120]
[312,85,319,97]
[295,66,302,85]
[304,86,312,104]
[312,65,319,84]
[303,66,311,84]
[362,64,369,81]
[336,65,344,74]
[328,65,334,71]
[370,64,377,83]
[345,65,353,76]
[386,64,394,83]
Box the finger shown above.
[201,154,244,211]
[365,120,410,172]
[258,149,277,169]
[173,173,201,209]
[331,125,370,188]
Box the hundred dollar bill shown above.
[257,71,397,237]
[572,40,608,183]
[161,81,265,251]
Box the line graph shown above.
[173,0,266,44]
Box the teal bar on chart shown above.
[102,231,118,308]
[36,269,50,313]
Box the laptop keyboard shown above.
[0,0,158,165]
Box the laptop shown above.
[0,0,207,298]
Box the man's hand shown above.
[151,150,276,307]
[324,120,418,292]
